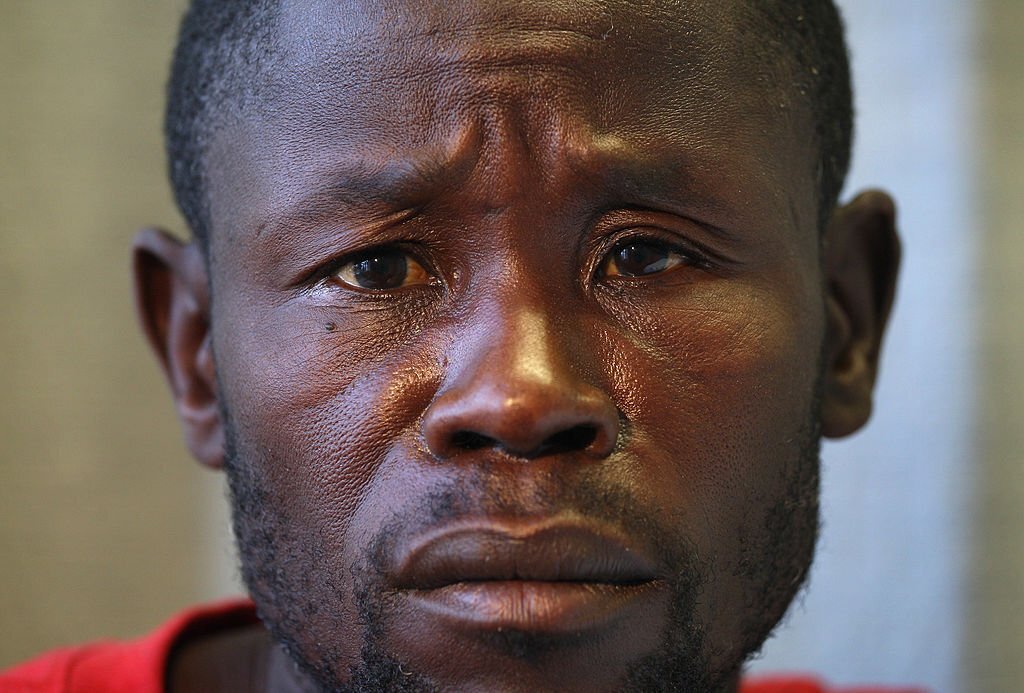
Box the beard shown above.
[220,400,821,693]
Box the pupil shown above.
[352,252,408,289]
[616,243,669,276]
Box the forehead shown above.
[206,0,816,249]
[267,0,784,131]
[278,0,735,69]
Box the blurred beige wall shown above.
[0,0,227,667]
[970,0,1024,690]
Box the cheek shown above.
[213,298,443,551]
[595,279,823,653]
[598,279,824,533]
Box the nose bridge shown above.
[422,290,619,460]
[489,303,564,395]
[454,294,583,420]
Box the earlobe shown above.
[132,228,224,469]
[820,190,901,439]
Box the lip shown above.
[391,518,664,635]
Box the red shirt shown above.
[0,601,927,692]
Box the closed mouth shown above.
[392,517,659,588]
[389,517,664,634]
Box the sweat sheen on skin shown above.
[136,0,900,690]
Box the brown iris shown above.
[603,241,687,278]
[334,249,433,291]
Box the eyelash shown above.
[310,229,712,296]
[306,242,426,282]
[592,229,714,278]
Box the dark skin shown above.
[134,1,899,690]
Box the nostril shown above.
[451,431,496,451]
[536,425,598,456]
[447,425,601,458]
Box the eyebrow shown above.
[253,152,475,241]
[572,144,743,241]
[254,136,745,243]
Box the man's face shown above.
[203,0,827,689]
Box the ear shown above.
[132,228,224,469]
[821,190,902,439]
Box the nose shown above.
[422,309,619,460]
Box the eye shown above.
[332,248,435,291]
[601,240,690,278]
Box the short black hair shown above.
[746,1,854,228]
[165,0,279,251]
[165,0,852,249]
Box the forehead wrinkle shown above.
[285,0,621,47]
[556,131,797,239]
[248,133,483,242]
[272,0,727,101]
[281,31,608,101]
[259,0,771,162]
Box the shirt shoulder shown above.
[0,600,257,693]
